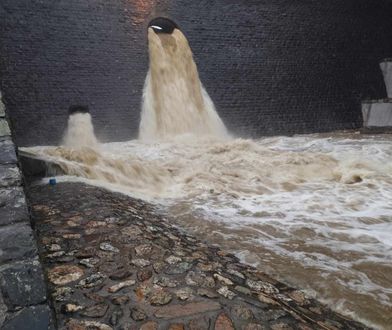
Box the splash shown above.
[139,24,228,141]
[21,133,392,329]
[18,18,392,329]
[27,109,170,197]
[28,145,172,199]
[31,111,172,195]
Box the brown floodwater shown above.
[23,132,392,329]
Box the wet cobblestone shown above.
[27,182,369,330]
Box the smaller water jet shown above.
[20,104,174,198]
[63,105,99,148]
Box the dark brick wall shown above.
[1,0,392,146]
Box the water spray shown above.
[139,17,228,141]
[63,105,99,148]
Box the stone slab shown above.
[154,301,221,319]
[362,102,392,127]
[0,260,47,309]
[380,60,392,98]
[0,187,29,226]
[0,138,17,165]
[0,165,21,188]
[0,95,4,117]
[0,223,37,264]
[0,289,7,328]
[1,305,52,330]
[0,119,10,137]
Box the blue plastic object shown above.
[49,178,57,186]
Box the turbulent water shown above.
[22,132,392,329]
[20,20,392,329]
[63,113,98,148]
[139,27,228,141]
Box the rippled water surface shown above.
[23,132,392,329]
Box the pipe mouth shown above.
[68,105,89,115]
[380,58,392,63]
[148,17,178,34]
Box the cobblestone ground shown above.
[27,182,369,330]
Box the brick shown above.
[140,321,158,330]
[214,313,234,330]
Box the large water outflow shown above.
[21,22,392,329]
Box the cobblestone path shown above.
[27,182,369,330]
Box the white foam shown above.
[21,133,392,329]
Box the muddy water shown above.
[163,134,392,330]
[20,17,392,328]
[63,113,98,148]
[22,132,392,329]
[139,26,228,141]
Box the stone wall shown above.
[1,0,392,146]
[0,92,54,329]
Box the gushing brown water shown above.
[63,113,98,148]
[139,28,228,141]
[22,134,392,329]
[38,146,172,197]
[19,19,392,329]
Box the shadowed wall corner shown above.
[0,87,55,329]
